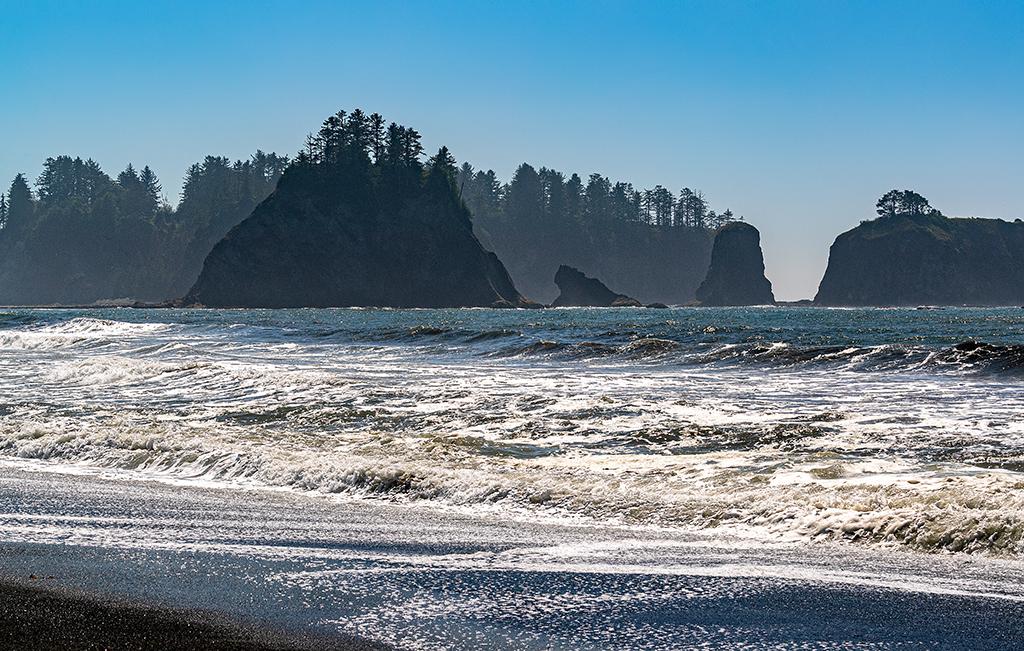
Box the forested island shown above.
[815,190,1024,306]
[186,110,533,308]
[0,153,287,304]
[0,108,741,307]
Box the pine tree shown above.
[6,173,34,233]
[369,113,386,164]
[139,166,162,214]
[427,146,457,180]
[117,163,140,189]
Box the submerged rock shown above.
[550,265,642,307]
[815,213,1024,306]
[696,222,775,306]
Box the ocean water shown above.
[2,306,1023,556]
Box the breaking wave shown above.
[2,306,1024,556]
[2,415,1022,555]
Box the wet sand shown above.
[0,579,382,651]
[2,464,1024,649]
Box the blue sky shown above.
[2,0,1022,299]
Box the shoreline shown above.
[0,577,383,651]
[3,466,1024,648]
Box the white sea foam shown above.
[1,308,1023,555]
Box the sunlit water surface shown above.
[5,307,1024,647]
[2,306,1023,556]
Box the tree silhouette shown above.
[5,173,33,233]
[876,189,941,218]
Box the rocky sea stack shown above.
[815,212,1024,306]
[695,222,774,306]
[186,110,535,309]
[550,265,642,307]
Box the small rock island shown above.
[815,190,1024,306]
[186,110,536,309]
[695,222,775,306]
[550,265,642,307]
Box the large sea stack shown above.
[695,222,775,306]
[186,111,535,309]
[550,265,642,307]
[815,212,1024,306]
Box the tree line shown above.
[0,151,288,304]
[0,107,735,305]
[290,109,733,303]
[458,163,738,234]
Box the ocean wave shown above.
[2,307,1024,559]
[0,317,172,351]
[2,416,1022,555]
[474,335,1024,375]
[44,357,210,386]
[681,339,1024,377]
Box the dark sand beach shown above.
[0,579,381,650]
[2,464,1024,649]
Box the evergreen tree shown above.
[584,173,611,224]
[876,189,901,217]
[506,163,543,228]
[651,185,673,227]
[347,109,370,155]
[565,173,583,225]
[139,166,162,213]
[5,173,34,233]
[117,163,140,189]
[426,146,457,181]
[876,189,940,218]
[369,112,386,163]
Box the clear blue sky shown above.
[2,0,1022,299]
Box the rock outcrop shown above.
[815,214,1024,306]
[695,222,775,306]
[550,265,642,307]
[476,219,714,305]
[186,147,536,309]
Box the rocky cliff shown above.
[815,214,1024,306]
[695,222,775,306]
[186,141,534,308]
[550,265,642,307]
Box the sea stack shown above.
[695,222,775,306]
[550,265,642,307]
[815,213,1024,306]
[186,112,537,309]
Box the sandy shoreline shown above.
[3,464,1024,648]
[0,578,382,650]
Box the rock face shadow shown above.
[696,222,775,306]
